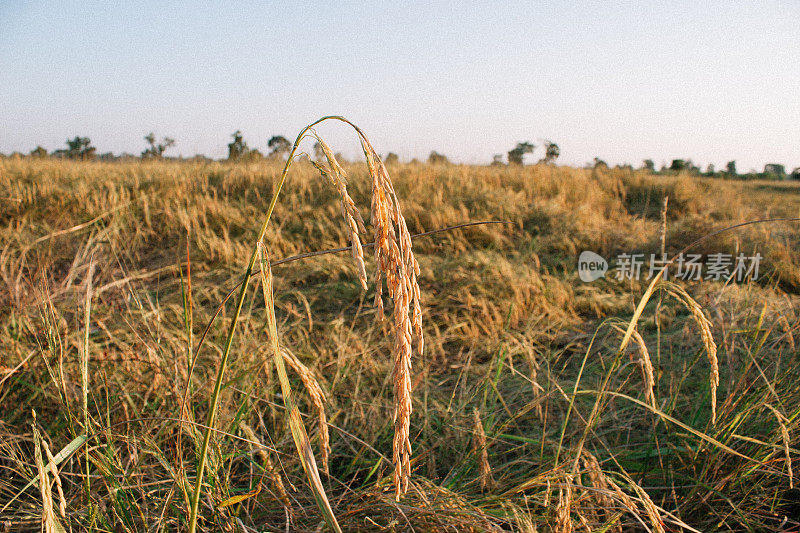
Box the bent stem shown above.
[257,243,341,532]
[186,116,351,533]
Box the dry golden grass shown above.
[3,154,800,531]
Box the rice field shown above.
[2,133,800,531]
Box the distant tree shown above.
[725,160,737,177]
[384,152,399,165]
[669,159,687,172]
[30,146,47,158]
[764,163,786,179]
[541,140,560,164]
[791,167,800,180]
[507,142,534,165]
[142,133,175,159]
[490,154,505,166]
[268,136,291,159]
[428,151,449,165]
[55,137,96,160]
[642,159,655,172]
[705,163,715,176]
[593,157,608,169]
[227,130,249,160]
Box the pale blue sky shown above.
[1,1,798,170]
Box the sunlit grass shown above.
[2,148,800,530]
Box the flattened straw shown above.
[270,220,512,267]
[185,221,508,398]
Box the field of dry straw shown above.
[2,125,800,531]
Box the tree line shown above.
[6,133,798,179]
[12,132,333,163]
[638,158,800,180]
[7,132,563,166]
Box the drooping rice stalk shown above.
[310,135,368,291]
[41,440,66,519]
[312,127,424,497]
[630,328,655,409]
[279,347,330,474]
[579,451,622,533]
[555,477,574,533]
[631,481,666,533]
[766,404,794,489]
[472,407,494,491]
[665,284,719,423]
[361,136,423,498]
[187,116,423,532]
[32,411,67,533]
[239,422,292,517]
